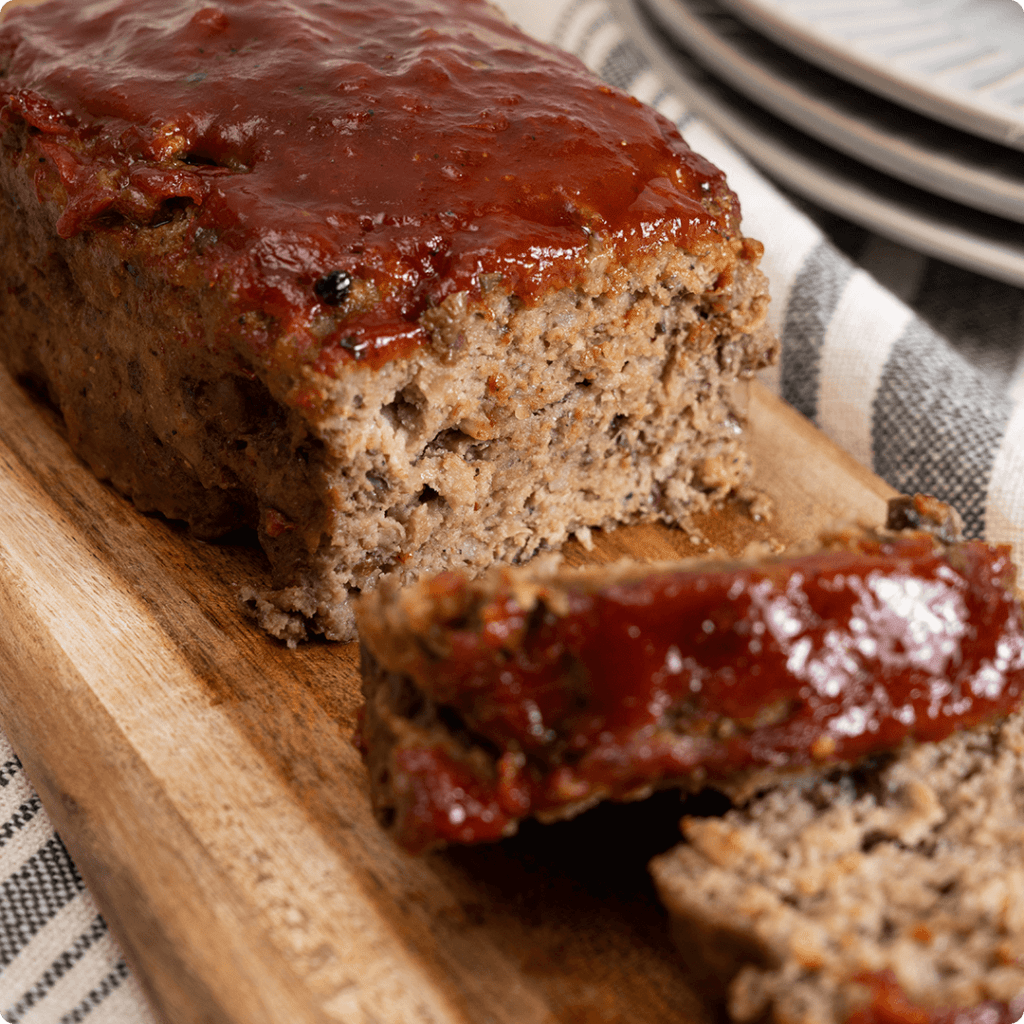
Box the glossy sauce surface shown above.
[0,0,735,369]
[384,534,1024,850]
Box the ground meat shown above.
[650,712,1024,1024]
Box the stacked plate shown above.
[614,0,1024,286]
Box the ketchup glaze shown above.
[368,533,1024,851]
[0,0,737,370]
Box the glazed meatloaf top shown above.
[0,0,742,385]
[356,506,1024,851]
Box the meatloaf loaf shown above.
[355,498,1024,852]
[0,0,776,641]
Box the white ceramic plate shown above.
[713,0,1024,151]
[617,0,1024,287]
[643,0,1024,222]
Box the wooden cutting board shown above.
[0,366,894,1024]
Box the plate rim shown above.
[616,0,1024,289]
[714,0,1024,152]
[641,0,1024,223]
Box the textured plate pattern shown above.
[644,0,1024,222]
[620,0,1024,287]
[714,0,1024,150]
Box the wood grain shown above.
[0,368,895,1024]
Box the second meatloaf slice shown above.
[650,714,1024,1024]
[0,0,776,641]
[355,513,1024,852]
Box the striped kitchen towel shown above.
[0,735,156,1024]
[0,2,1022,1023]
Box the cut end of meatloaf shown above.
[650,714,1024,1024]
[248,236,776,642]
[0,0,777,643]
[0,148,775,642]
[354,514,1024,852]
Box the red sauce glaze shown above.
[382,534,1024,850]
[848,972,1023,1024]
[0,0,736,370]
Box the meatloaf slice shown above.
[0,0,776,642]
[649,711,1024,1024]
[355,503,1024,852]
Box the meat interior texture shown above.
[0,0,777,642]
[355,499,1024,853]
[649,716,1024,1024]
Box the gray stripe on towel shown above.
[0,759,23,789]
[0,797,44,852]
[872,317,1012,539]
[0,838,85,969]
[4,915,110,1023]
[600,38,646,90]
[58,960,130,1024]
[779,241,853,423]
